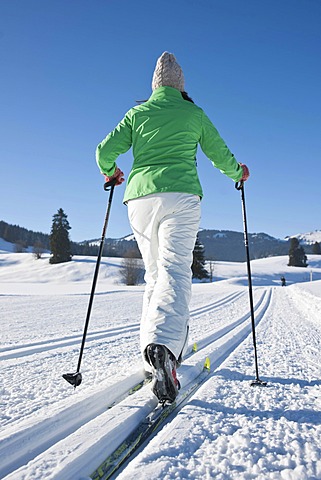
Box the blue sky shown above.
[1,0,320,242]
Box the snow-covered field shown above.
[1,247,321,480]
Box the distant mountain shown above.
[198,229,290,262]
[285,230,321,245]
[1,219,320,262]
[82,230,321,262]
[83,234,141,258]
[85,230,290,262]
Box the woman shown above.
[96,52,249,404]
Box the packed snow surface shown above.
[0,251,321,479]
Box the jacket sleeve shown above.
[96,112,132,176]
[199,111,243,182]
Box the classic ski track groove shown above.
[92,366,213,480]
[0,324,140,360]
[189,290,245,317]
[0,292,244,361]
[0,289,270,479]
[92,289,274,480]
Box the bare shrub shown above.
[119,250,144,286]
[33,241,45,259]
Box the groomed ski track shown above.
[2,287,269,478]
[1,283,321,479]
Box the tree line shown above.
[0,218,98,257]
[0,220,50,251]
[1,211,320,281]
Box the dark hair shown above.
[136,90,194,105]
[181,91,194,103]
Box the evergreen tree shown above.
[49,208,72,264]
[312,242,321,255]
[192,235,209,280]
[288,238,308,267]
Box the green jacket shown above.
[96,86,242,203]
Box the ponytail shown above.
[181,91,194,103]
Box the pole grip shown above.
[104,178,117,190]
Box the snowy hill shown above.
[285,229,321,245]
[0,252,125,295]
[1,252,321,479]
[83,233,136,248]
[0,252,321,295]
[0,237,15,252]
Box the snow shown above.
[285,230,321,245]
[122,234,136,242]
[1,250,321,479]
[0,238,15,253]
[213,233,227,239]
[85,234,136,247]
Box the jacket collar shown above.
[149,86,183,101]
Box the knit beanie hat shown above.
[152,51,185,92]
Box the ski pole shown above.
[235,181,267,387]
[63,178,117,388]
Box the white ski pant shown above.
[127,192,201,370]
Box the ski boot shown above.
[146,344,180,405]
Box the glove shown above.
[240,163,250,182]
[104,167,125,186]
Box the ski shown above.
[107,375,152,409]
[90,356,211,480]
[106,342,198,410]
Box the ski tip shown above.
[192,342,198,352]
[204,357,211,371]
